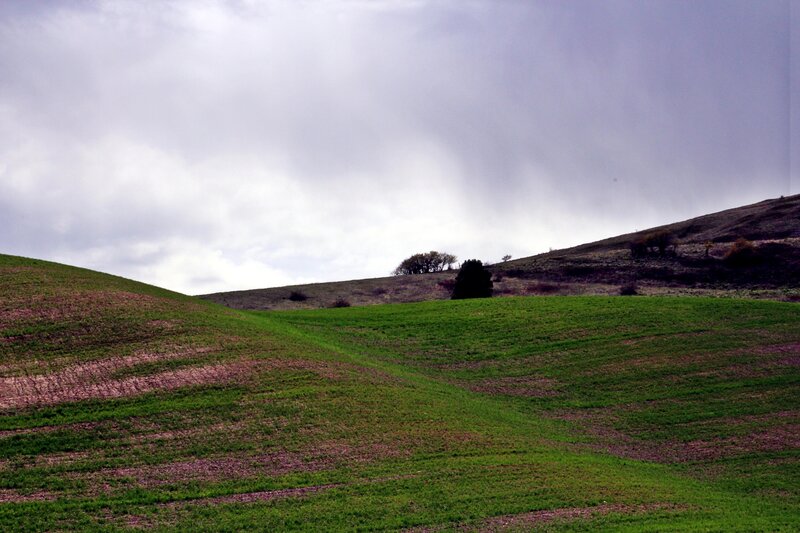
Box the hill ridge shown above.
[203,194,800,310]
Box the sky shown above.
[1,0,797,295]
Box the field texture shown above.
[1,254,799,531]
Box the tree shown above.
[451,259,493,299]
[630,230,677,258]
[502,254,512,262]
[393,251,457,275]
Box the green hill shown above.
[1,253,798,530]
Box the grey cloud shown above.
[0,0,795,293]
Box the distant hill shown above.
[202,194,800,310]
[541,193,800,255]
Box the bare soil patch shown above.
[177,483,339,507]
[258,357,400,384]
[83,441,405,491]
[754,342,800,355]
[0,290,163,329]
[0,421,103,440]
[34,450,92,467]
[552,408,800,463]
[466,376,558,398]
[0,356,253,409]
[0,489,56,503]
[468,502,684,531]
[407,502,684,532]
[125,421,252,445]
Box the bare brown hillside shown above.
[201,194,800,310]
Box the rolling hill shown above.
[202,194,800,311]
[1,252,799,530]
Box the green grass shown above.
[1,254,798,530]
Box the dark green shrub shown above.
[619,283,638,296]
[723,238,758,266]
[630,240,648,258]
[451,260,493,299]
[288,290,308,302]
[330,298,351,308]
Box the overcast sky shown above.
[1,0,797,294]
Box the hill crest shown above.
[202,194,800,310]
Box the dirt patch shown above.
[259,358,351,381]
[0,357,253,409]
[0,345,215,378]
[469,502,684,531]
[146,319,180,330]
[438,360,495,371]
[406,502,684,532]
[466,376,558,398]
[0,489,56,503]
[34,450,92,467]
[85,441,405,490]
[258,357,399,384]
[552,408,800,463]
[0,421,103,440]
[778,355,800,367]
[618,332,708,347]
[0,290,163,329]
[752,342,800,355]
[678,424,800,461]
[178,483,339,507]
[125,421,252,445]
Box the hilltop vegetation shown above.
[202,194,800,311]
[1,253,798,530]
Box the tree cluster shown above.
[393,251,457,275]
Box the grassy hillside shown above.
[2,254,799,530]
[202,194,800,310]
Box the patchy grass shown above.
[1,254,799,530]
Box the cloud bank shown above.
[0,0,795,293]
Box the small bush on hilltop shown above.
[393,251,457,275]
[451,259,493,299]
[723,238,758,266]
[619,283,639,296]
[288,291,308,302]
[630,230,677,258]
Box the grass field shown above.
[1,254,798,530]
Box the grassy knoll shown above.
[1,254,798,530]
